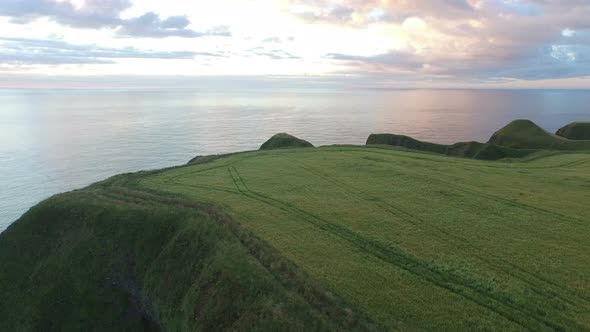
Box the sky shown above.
[1,0,590,88]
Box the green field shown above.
[138,146,590,331]
[2,128,590,330]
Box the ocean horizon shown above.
[1,87,589,232]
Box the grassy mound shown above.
[556,122,590,140]
[0,175,376,331]
[445,141,488,158]
[488,119,590,150]
[366,134,447,154]
[260,133,314,150]
[367,135,536,160]
[367,120,590,160]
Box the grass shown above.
[259,133,314,150]
[139,146,590,331]
[366,135,537,160]
[556,122,590,140]
[2,134,590,330]
[366,133,448,154]
[0,174,376,331]
[489,120,590,150]
[368,120,590,160]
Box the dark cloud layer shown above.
[0,0,230,38]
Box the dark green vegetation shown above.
[2,124,590,331]
[556,122,590,140]
[488,119,590,150]
[368,120,590,160]
[0,174,376,331]
[366,134,535,160]
[259,133,314,150]
[366,133,448,154]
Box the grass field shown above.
[2,142,590,331]
[139,146,590,331]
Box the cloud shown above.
[292,5,354,23]
[0,0,230,38]
[116,12,231,38]
[286,0,476,25]
[261,36,295,44]
[325,42,590,81]
[0,37,220,65]
[0,0,130,28]
[286,0,590,80]
[262,37,282,43]
[248,47,300,60]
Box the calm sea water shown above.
[1,88,589,232]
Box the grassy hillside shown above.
[489,119,590,150]
[366,133,447,154]
[556,122,590,140]
[366,134,537,160]
[2,143,590,331]
[0,174,376,331]
[367,120,590,160]
[139,146,590,331]
[259,133,313,150]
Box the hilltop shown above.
[259,133,314,150]
[556,122,590,140]
[367,120,590,160]
[488,119,590,150]
[1,126,590,331]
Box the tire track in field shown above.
[549,157,590,168]
[223,166,574,331]
[144,156,586,329]
[163,157,589,311]
[300,164,590,309]
[330,147,590,170]
[161,153,262,185]
[429,177,587,227]
[366,153,588,226]
[174,182,240,195]
[90,188,382,332]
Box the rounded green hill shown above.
[556,122,590,140]
[260,133,314,150]
[365,119,590,160]
[488,119,590,150]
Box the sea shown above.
[1,88,589,232]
